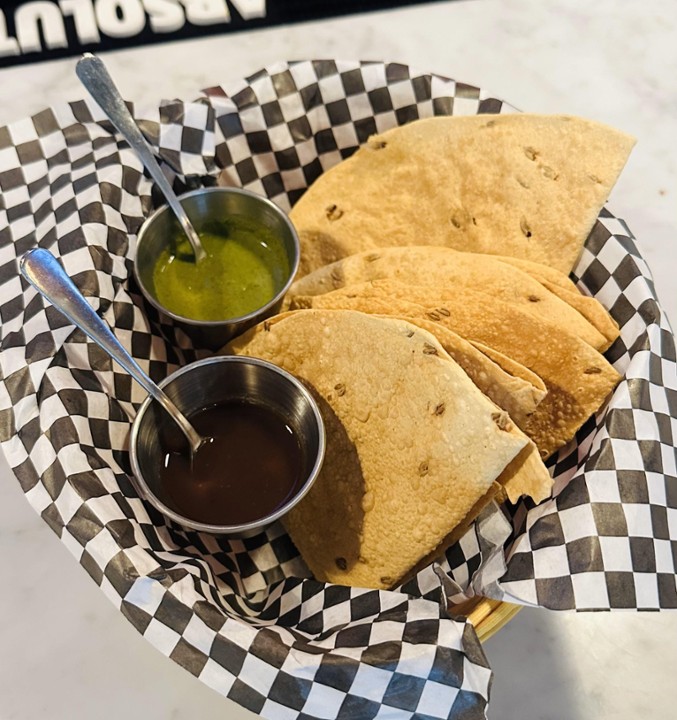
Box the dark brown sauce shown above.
[160,401,303,526]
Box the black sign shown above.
[0,0,445,69]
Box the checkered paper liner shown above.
[0,60,675,719]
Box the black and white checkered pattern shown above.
[0,60,675,718]
[498,208,677,610]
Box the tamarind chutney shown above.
[159,400,304,526]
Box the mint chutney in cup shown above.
[134,187,299,349]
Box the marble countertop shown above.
[1,1,676,718]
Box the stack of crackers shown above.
[225,114,634,590]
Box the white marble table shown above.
[1,1,676,718]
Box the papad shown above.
[225,309,528,589]
[287,246,611,350]
[292,281,621,459]
[289,114,635,275]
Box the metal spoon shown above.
[20,248,208,456]
[75,53,207,264]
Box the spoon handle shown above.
[20,248,204,454]
[75,53,206,263]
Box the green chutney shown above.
[152,215,291,321]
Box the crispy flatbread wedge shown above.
[225,309,529,589]
[287,246,611,351]
[386,318,553,504]
[289,114,635,275]
[292,281,622,459]
[393,317,546,428]
[494,255,620,347]
[397,480,505,588]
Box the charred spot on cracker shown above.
[524,146,539,161]
[492,411,513,431]
[584,366,603,374]
[335,557,348,571]
[437,307,451,317]
[334,382,346,396]
[426,311,441,321]
[433,402,446,416]
[528,295,541,302]
[422,342,438,355]
[380,576,393,586]
[450,208,470,229]
[418,461,429,477]
[540,164,559,180]
[520,216,532,238]
[325,204,344,221]
[367,138,388,150]
[263,320,271,332]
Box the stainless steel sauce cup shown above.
[134,187,299,350]
[129,355,325,536]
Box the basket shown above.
[1,59,674,720]
[462,597,522,642]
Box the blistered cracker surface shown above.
[289,114,635,276]
[392,316,546,428]
[226,309,528,588]
[288,246,609,350]
[295,282,622,459]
